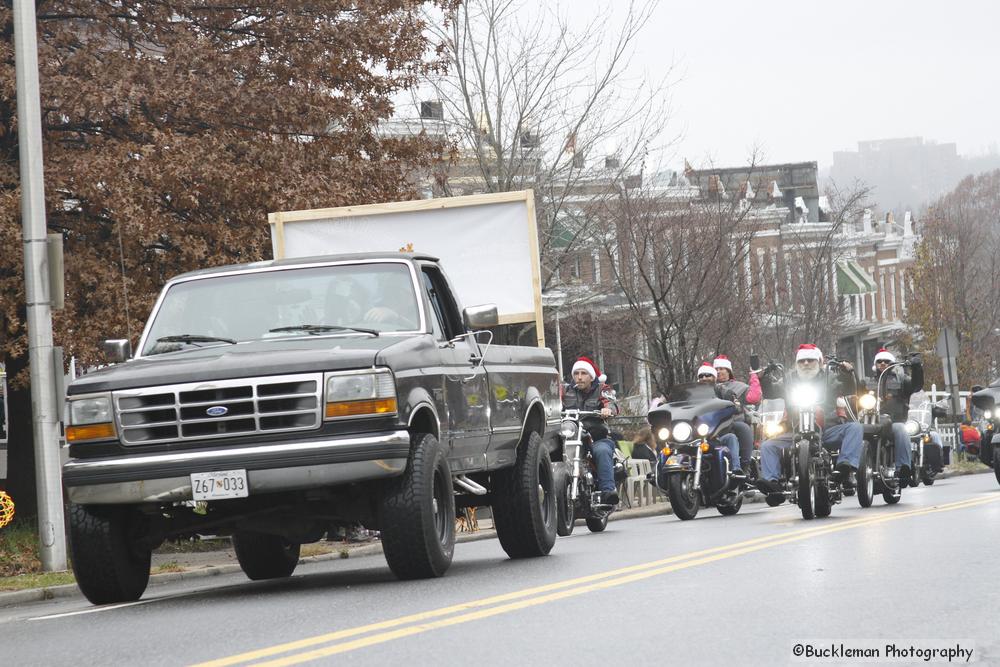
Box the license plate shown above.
[191,469,249,500]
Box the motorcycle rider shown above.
[870,348,920,484]
[563,355,620,505]
[713,355,762,473]
[756,344,864,495]
[696,363,745,475]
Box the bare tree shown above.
[907,170,1000,385]
[421,0,673,295]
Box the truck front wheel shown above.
[69,503,151,605]
[380,432,456,579]
[232,532,300,580]
[492,431,557,558]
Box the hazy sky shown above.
[606,0,1000,169]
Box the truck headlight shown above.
[324,369,397,419]
[66,394,117,443]
[904,420,919,436]
[859,393,877,411]
[672,422,693,442]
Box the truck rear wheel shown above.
[380,432,455,579]
[69,503,151,605]
[232,532,300,580]
[493,431,557,558]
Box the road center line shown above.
[194,494,1000,667]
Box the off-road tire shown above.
[666,472,700,520]
[232,532,300,580]
[380,432,455,579]
[493,431,557,558]
[994,450,1000,485]
[69,503,151,605]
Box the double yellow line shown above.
[195,494,1000,667]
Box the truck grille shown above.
[114,374,323,445]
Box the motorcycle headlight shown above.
[657,427,670,441]
[904,420,919,436]
[858,393,877,411]
[790,385,819,408]
[560,420,578,438]
[66,394,117,443]
[985,410,993,420]
[324,369,397,419]
[764,422,784,437]
[696,423,710,437]
[672,422,693,442]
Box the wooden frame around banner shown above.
[268,190,545,346]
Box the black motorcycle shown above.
[648,383,744,520]
[555,409,627,535]
[854,358,919,506]
[971,385,1000,486]
[903,393,942,487]
[759,359,855,519]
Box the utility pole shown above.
[14,0,67,570]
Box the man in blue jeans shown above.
[563,355,620,505]
[757,344,863,496]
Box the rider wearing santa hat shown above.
[563,355,620,505]
[869,347,924,484]
[695,363,744,475]
[757,344,863,496]
[712,355,762,472]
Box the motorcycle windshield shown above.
[760,398,786,424]
[664,382,717,402]
[907,391,932,428]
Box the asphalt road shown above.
[3,473,998,666]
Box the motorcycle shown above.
[758,359,853,519]
[970,384,1000,486]
[648,383,745,520]
[902,392,942,487]
[854,358,916,506]
[555,409,626,535]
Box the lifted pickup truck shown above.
[63,253,562,604]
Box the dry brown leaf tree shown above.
[0,1,455,514]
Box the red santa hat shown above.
[873,348,895,364]
[697,363,718,379]
[795,344,823,362]
[571,356,605,383]
[712,355,733,372]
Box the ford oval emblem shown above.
[206,406,229,417]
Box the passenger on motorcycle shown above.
[696,363,745,475]
[713,355,762,471]
[756,344,864,495]
[871,348,922,484]
[563,356,620,505]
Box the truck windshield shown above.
[141,262,421,356]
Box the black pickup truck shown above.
[62,253,562,604]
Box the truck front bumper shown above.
[62,430,411,504]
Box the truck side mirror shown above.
[102,339,132,363]
[463,304,498,330]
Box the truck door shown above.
[420,266,491,472]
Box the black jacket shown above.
[763,366,858,427]
[871,362,923,423]
[563,381,617,441]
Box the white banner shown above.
[269,191,543,340]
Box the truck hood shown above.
[68,335,412,394]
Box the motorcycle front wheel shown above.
[856,441,874,508]
[666,472,700,520]
[797,443,815,520]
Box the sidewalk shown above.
[2,465,986,608]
